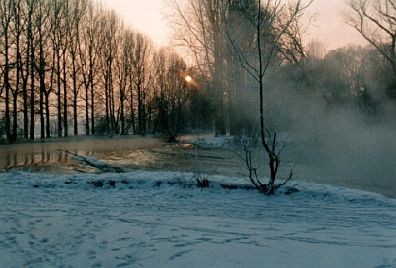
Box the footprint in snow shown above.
[169,249,193,260]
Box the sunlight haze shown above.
[96,0,170,46]
[98,0,367,50]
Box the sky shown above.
[97,0,367,51]
[96,0,170,45]
[304,0,367,50]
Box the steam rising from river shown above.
[238,67,396,196]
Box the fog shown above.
[240,66,396,197]
[1,0,395,198]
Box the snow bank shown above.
[182,134,235,148]
[184,133,291,149]
[0,170,395,267]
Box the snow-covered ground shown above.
[0,170,395,268]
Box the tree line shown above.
[1,0,395,144]
[0,0,212,144]
[170,0,396,139]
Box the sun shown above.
[185,75,192,83]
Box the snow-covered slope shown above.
[0,171,395,267]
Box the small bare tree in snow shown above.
[226,0,312,194]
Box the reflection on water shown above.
[0,136,243,179]
[1,135,395,198]
[0,136,166,172]
[1,147,82,174]
[1,145,85,169]
[0,135,240,173]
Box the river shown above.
[0,134,395,198]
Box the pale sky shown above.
[96,0,170,46]
[304,0,367,50]
[97,0,367,51]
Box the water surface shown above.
[0,135,395,198]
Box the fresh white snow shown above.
[0,170,395,268]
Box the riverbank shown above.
[1,134,395,198]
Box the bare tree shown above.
[226,0,311,193]
[27,0,37,141]
[68,0,86,136]
[164,52,189,141]
[0,0,200,143]
[170,0,228,136]
[20,0,34,140]
[62,0,70,138]
[49,0,66,138]
[152,48,188,141]
[115,26,135,135]
[77,1,100,135]
[347,0,396,74]
[36,0,51,139]
[97,10,119,134]
[131,33,152,136]
[225,0,259,137]
[0,0,13,142]
[9,0,26,143]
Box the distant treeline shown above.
[1,0,395,144]
[0,0,213,143]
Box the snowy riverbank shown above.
[0,170,395,267]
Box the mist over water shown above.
[253,70,396,197]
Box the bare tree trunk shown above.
[110,74,116,133]
[63,50,68,137]
[214,34,226,137]
[72,58,78,136]
[129,74,136,134]
[105,73,110,133]
[90,67,95,135]
[88,47,94,135]
[4,17,11,142]
[120,90,125,135]
[12,91,18,143]
[11,1,22,143]
[56,48,62,137]
[22,21,31,140]
[38,37,46,139]
[39,75,45,139]
[85,84,90,135]
[22,74,29,139]
[137,84,143,135]
[45,92,51,138]
[29,29,35,141]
